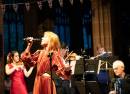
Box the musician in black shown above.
[109,60,130,94]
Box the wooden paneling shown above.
[91,0,112,55]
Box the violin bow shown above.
[64,51,73,61]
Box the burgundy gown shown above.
[8,64,28,94]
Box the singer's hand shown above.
[25,37,33,41]
[26,37,33,46]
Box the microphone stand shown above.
[81,50,87,94]
[48,52,53,94]
[83,56,88,94]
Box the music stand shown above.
[74,58,84,75]
[83,59,102,94]
[97,56,119,74]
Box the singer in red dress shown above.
[5,51,34,94]
[21,31,71,94]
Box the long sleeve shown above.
[21,50,40,66]
[53,53,71,80]
[21,42,33,64]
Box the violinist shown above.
[5,51,34,94]
[59,43,80,94]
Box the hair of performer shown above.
[21,31,71,94]
[112,60,125,78]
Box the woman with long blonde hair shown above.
[21,31,71,94]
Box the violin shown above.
[16,59,23,66]
[65,52,77,61]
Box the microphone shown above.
[48,52,53,58]
[23,38,41,41]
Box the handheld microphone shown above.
[23,38,41,41]
[48,52,53,58]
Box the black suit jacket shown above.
[114,74,130,94]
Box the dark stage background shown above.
[111,0,130,74]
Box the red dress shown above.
[8,64,28,94]
[21,50,68,94]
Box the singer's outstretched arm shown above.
[21,38,36,66]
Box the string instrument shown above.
[64,51,73,61]
[65,52,77,61]
[16,59,23,66]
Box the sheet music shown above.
[66,60,76,75]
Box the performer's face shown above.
[13,52,20,63]
[113,66,124,77]
[98,48,104,54]
[41,35,49,47]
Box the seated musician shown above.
[90,46,110,59]
[109,60,130,94]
